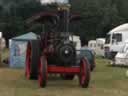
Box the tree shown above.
[0,0,127,46]
[70,0,126,44]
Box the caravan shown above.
[88,38,105,57]
[104,23,128,59]
[88,40,96,51]
[96,38,105,57]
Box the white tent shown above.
[9,32,38,68]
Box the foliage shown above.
[0,0,127,45]
[71,0,126,43]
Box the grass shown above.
[0,56,128,96]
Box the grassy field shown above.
[0,57,128,96]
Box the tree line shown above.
[0,0,127,45]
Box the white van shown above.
[96,38,105,57]
[114,40,128,66]
[104,23,128,59]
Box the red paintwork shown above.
[48,65,80,74]
[80,59,86,85]
[38,56,48,87]
[25,43,31,79]
[38,57,43,87]
[27,12,58,24]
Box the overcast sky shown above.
[40,0,69,4]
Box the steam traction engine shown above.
[25,3,90,88]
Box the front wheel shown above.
[38,56,48,88]
[79,58,90,88]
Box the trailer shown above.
[96,38,105,57]
[88,40,96,51]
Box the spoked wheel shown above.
[25,40,40,80]
[60,74,75,80]
[79,58,90,88]
[38,56,48,88]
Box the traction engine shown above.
[25,2,90,88]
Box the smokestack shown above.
[39,0,70,33]
[40,0,69,5]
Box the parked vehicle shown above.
[114,41,128,66]
[88,40,96,52]
[104,23,128,59]
[0,32,2,38]
[88,38,105,57]
[0,32,6,49]
[95,38,105,57]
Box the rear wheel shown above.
[25,40,40,80]
[79,58,90,88]
[38,56,48,88]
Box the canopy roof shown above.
[12,32,37,41]
[26,11,82,24]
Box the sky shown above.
[40,0,69,4]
